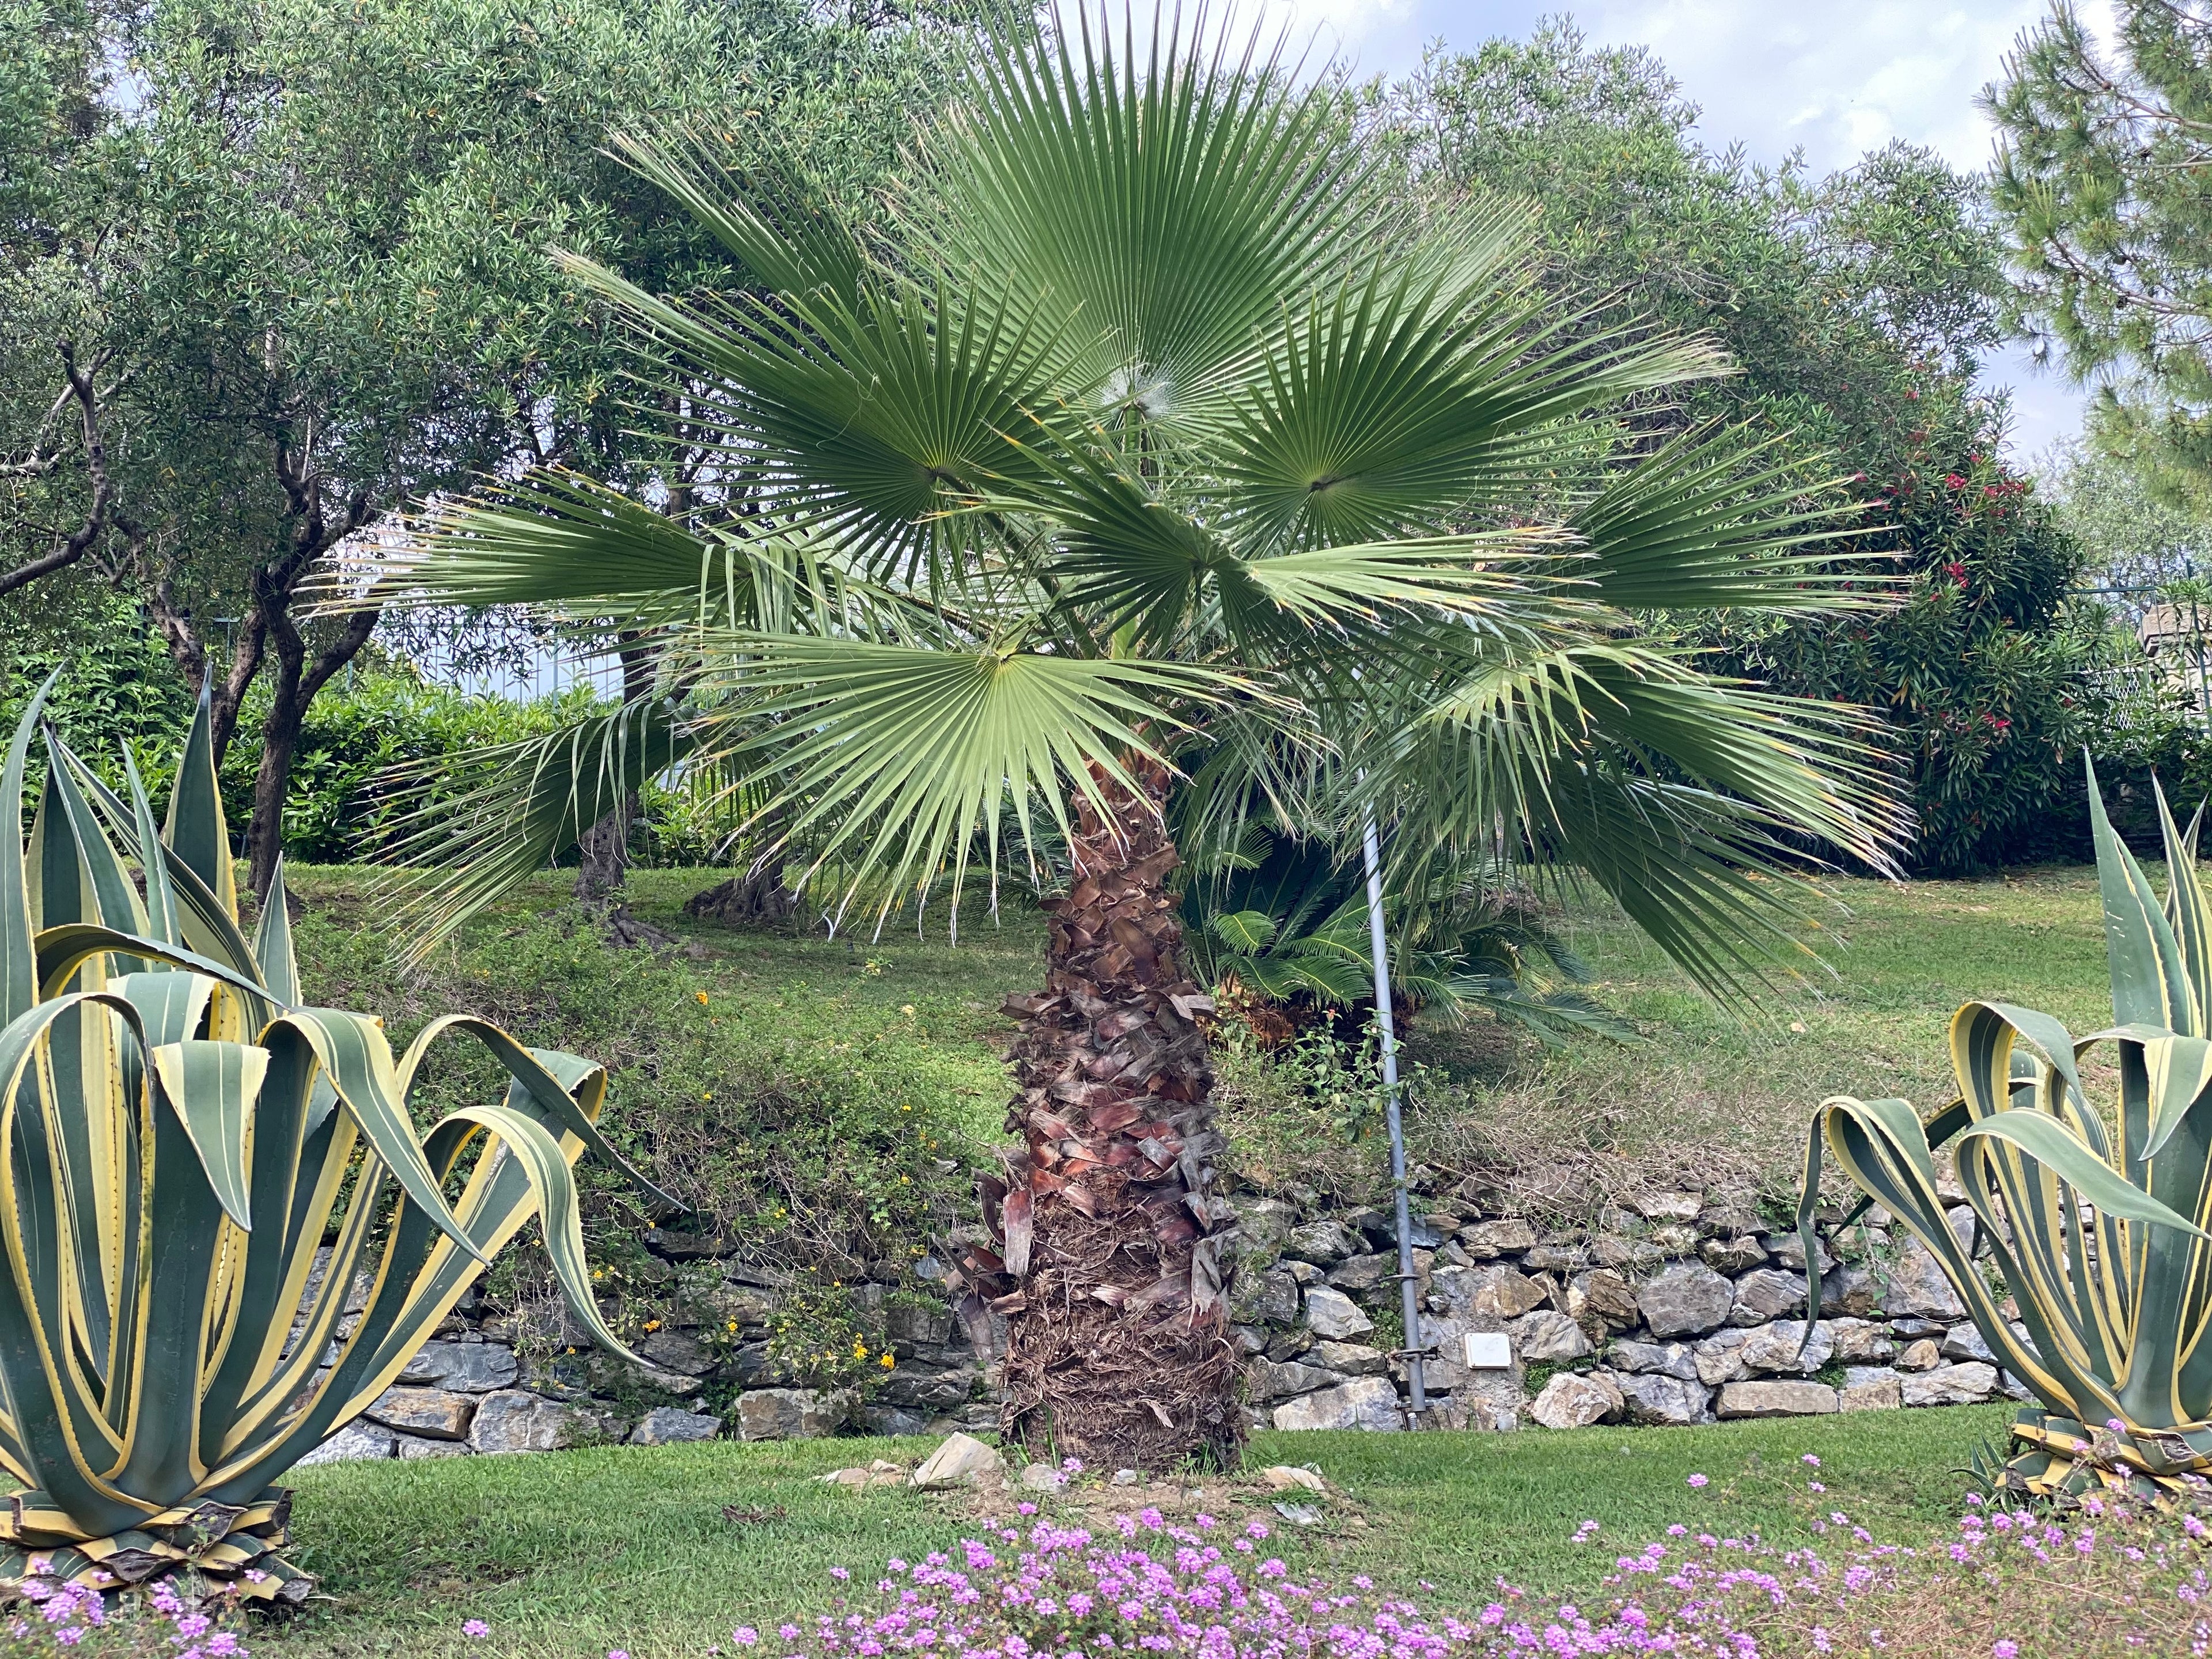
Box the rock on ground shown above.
[911,1432,1005,1489]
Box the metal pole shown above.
[1361,803,1427,1421]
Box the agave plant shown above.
[0,679,654,1603]
[1802,763,2212,1506]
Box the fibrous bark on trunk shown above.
[953,758,1243,1472]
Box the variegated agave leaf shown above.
[0,677,660,1604]
[1801,758,2212,1509]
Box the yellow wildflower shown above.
[643,1319,662,1332]
[880,1353,895,1369]
[695,990,710,1005]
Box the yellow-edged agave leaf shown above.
[0,696,658,1604]
[1805,757,2212,1508]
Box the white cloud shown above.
[1247,0,2107,456]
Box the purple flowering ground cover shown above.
[16,1405,2187,1659]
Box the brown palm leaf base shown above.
[999,1170,1244,1471]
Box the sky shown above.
[1253,0,2116,465]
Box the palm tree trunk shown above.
[981,757,1243,1471]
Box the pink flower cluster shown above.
[0,1571,247,1658]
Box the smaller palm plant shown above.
[1802,764,2212,1506]
[0,679,654,1603]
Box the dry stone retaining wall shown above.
[1226,1178,2024,1434]
[299,1175,2018,1467]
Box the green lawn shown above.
[1404,863,2121,1212]
[258,1407,2012,1658]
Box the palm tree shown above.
[363,13,1907,1467]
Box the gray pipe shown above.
[1361,805,1427,1422]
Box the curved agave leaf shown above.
[0,689,656,1586]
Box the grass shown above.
[251,1407,2015,1658]
[1396,863,2122,1216]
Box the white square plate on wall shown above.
[1460,1331,1511,1370]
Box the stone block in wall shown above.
[1568,1269,1641,1332]
[886,1299,955,1347]
[365,1387,475,1441]
[1768,1233,1835,1274]
[1941,1324,1996,1364]
[468,1390,582,1454]
[1728,1269,1808,1324]
[1632,1192,1704,1223]
[879,1366,976,1410]
[736,1387,855,1440]
[1839,1376,1902,1412]
[1231,1268,1301,1327]
[1528,1370,1621,1429]
[1880,1237,1967,1320]
[1900,1362,1997,1407]
[1819,1264,1880,1317]
[1459,1218,1537,1258]
[1266,1327,1315,1361]
[1738,1321,1832,1376]
[1433,1264,1549,1320]
[1226,1197,1298,1267]
[1693,1328,1749,1387]
[298,1422,396,1465]
[1591,1234,1662,1272]
[630,1406,724,1444]
[1523,1243,1589,1272]
[1611,1370,1711,1426]
[1248,1358,1339,1402]
[1326,1253,1395,1294]
[1313,1340,1388,1376]
[1700,1236,1768,1274]
[399,1341,520,1393]
[1638,1263,1734,1338]
[1303,1286,1374,1340]
[1896,1338,1942,1372]
[1286,1219,1358,1266]
[1271,1376,1402,1431]
[1825,1319,1896,1364]
[637,1330,717,1376]
[1715,1380,1838,1418]
[1609,1339,1698,1380]
[1510,1310,1592,1363]
[396,1434,470,1459]
[860,1404,933,1436]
